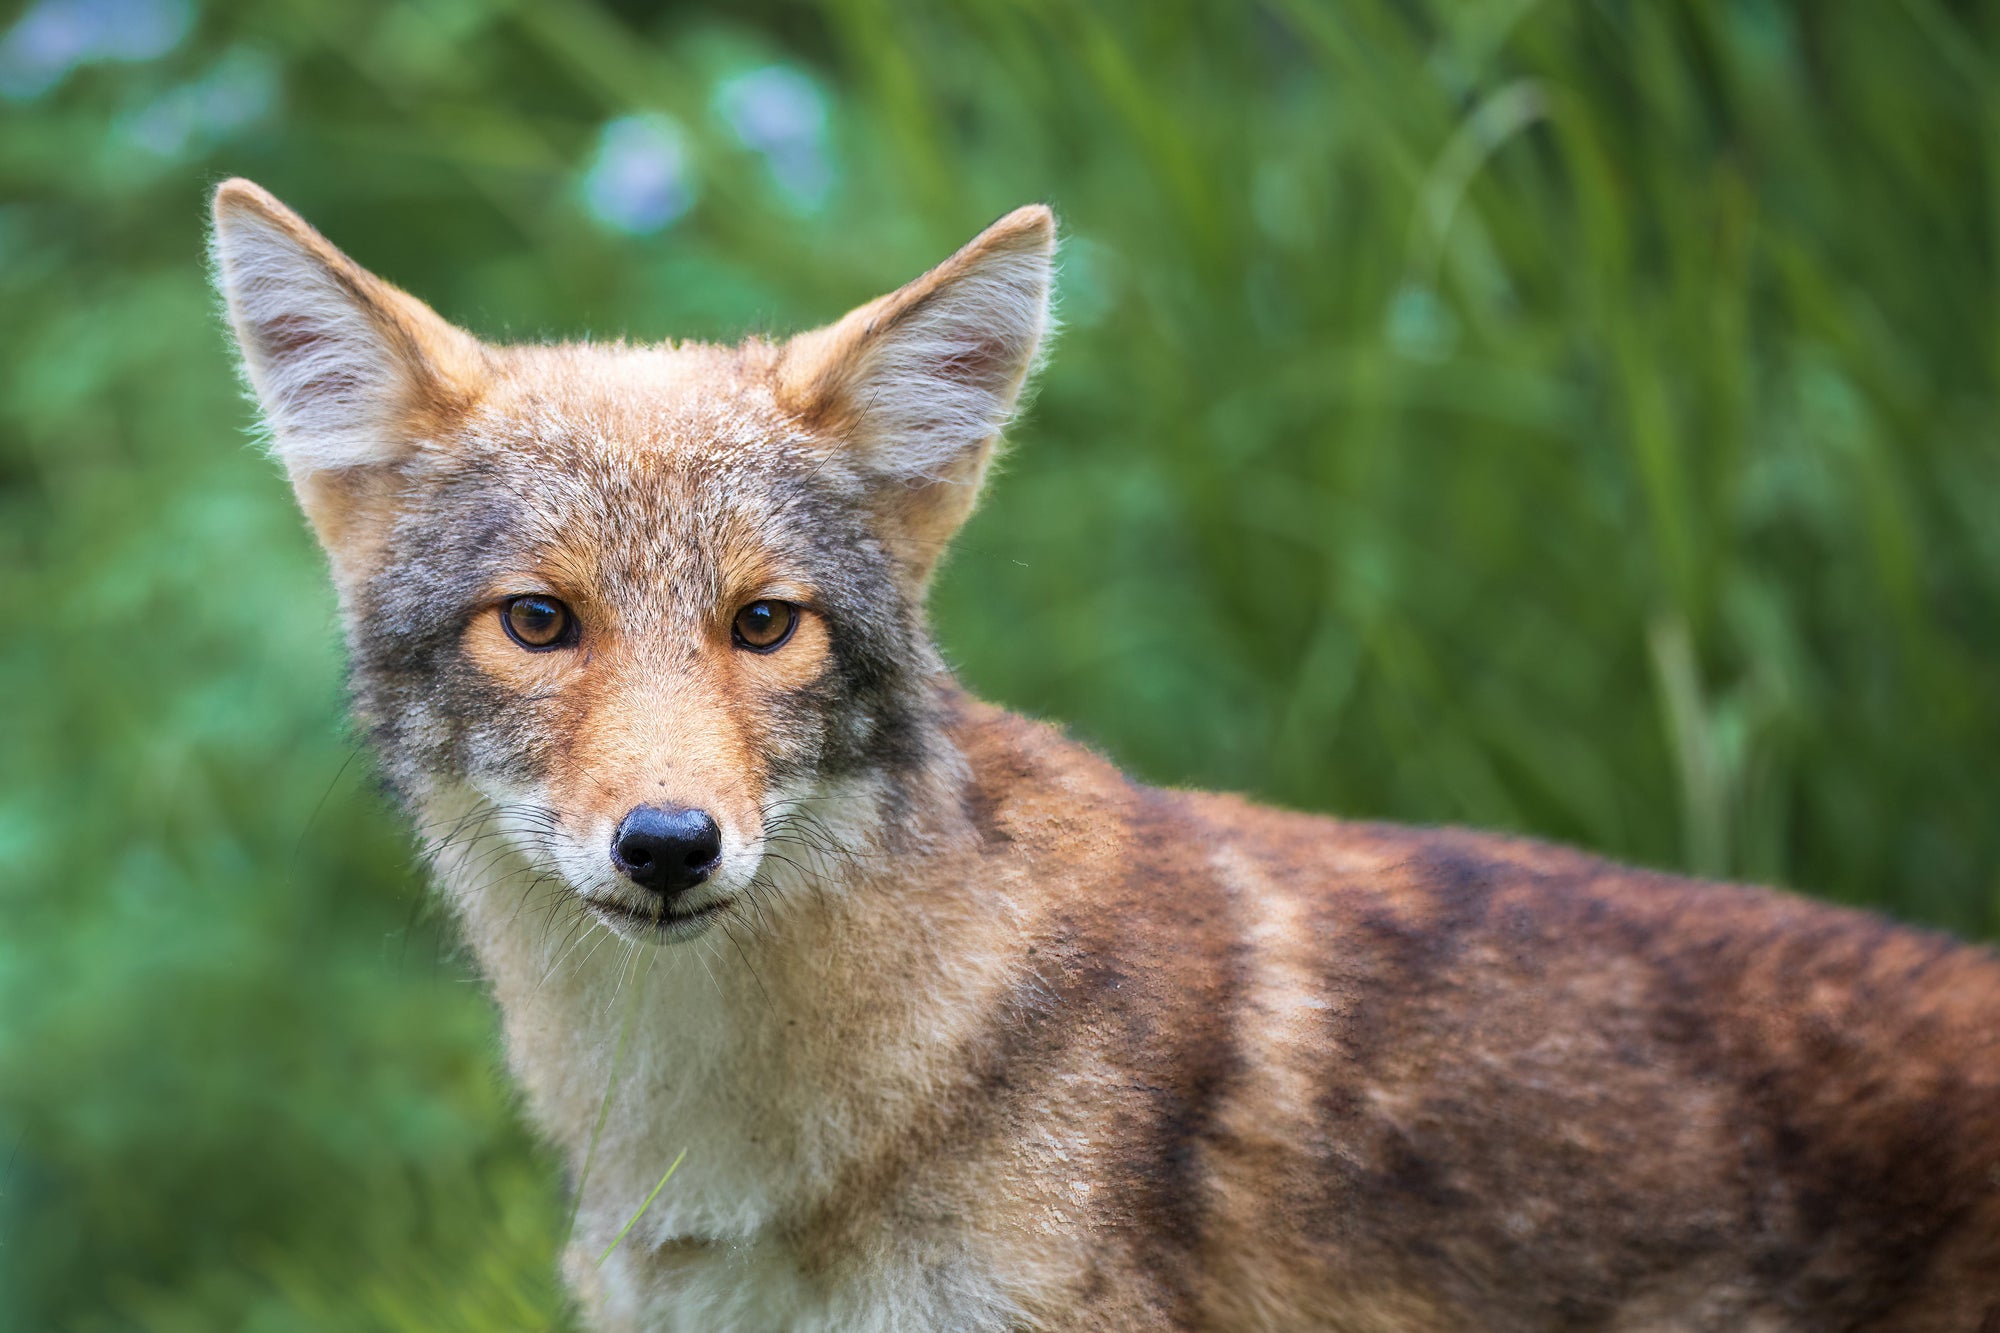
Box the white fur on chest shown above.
[443,845,802,1241]
[423,792,1028,1330]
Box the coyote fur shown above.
[210,179,2000,1331]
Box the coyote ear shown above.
[209,178,486,489]
[777,205,1055,583]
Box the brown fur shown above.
[739,696,2000,1330]
[210,180,2000,1331]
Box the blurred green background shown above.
[4,0,1998,1326]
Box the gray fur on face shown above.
[342,377,944,827]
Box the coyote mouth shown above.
[585,894,734,941]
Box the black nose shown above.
[611,805,722,896]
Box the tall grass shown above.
[3,0,1996,1324]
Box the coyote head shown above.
[210,181,1054,941]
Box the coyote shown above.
[211,179,2000,1331]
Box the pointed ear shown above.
[209,179,487,558]
[776,205,1055,582]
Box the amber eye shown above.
[500,595,576,651]
[732,600,799,652]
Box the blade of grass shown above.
[597,1149,689,1268]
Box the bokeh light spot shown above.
[714,64,833,212]
[0,0,193,101]
[581,113,695,236]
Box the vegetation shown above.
[4,0,1996,1324]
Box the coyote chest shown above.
[212,179,2000,1329]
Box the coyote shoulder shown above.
[211,178,2000,1331]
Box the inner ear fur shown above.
[209,178,489,565]
[775,205,1056,581]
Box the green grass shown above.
[4,0,1998,1325]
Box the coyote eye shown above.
[732,600,798,652]
[501,595,576,651]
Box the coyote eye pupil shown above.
[733,600,798,652]
[502,595,572,650]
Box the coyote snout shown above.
[494,620,831,942]
[462,593,820,942]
